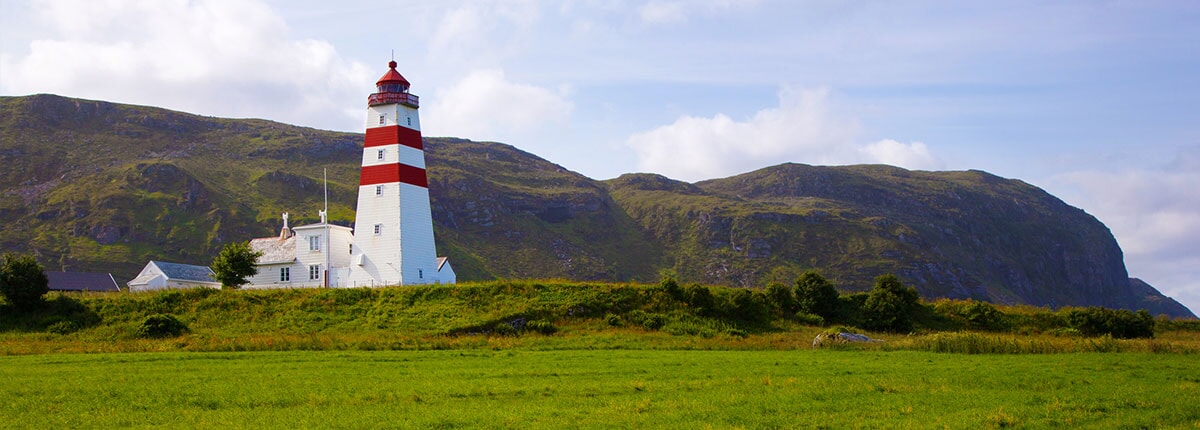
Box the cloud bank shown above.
[1048,147,1200,314]
[626,86,941,181]
[0,0,370,131]
[422,69,573,140]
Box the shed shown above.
[127,261,220,292]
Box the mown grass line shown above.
[1,350,1197,428]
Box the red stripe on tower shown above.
[359,163,428,188]
[364,125,422,150]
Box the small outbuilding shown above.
[127,261,220,292]
[46,271,121,292]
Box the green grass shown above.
[2,350,1197,428]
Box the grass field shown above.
[2,349,1198,428]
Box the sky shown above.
[2,0,1198,314]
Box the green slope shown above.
[1,94,1192,318]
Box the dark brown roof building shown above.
[46,271,121,292]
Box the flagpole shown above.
[324,168,330,288]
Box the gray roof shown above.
[46,271,120,292]
[153,261,217,283]
[250,236,296,265]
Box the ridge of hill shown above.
[1,94,1192,318]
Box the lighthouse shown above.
[346,60,452,286]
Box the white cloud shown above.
[1047,147,1200,315]
[625,86,942,181]
[861,139,939,170]
[429,5,490,61]
[422,68,573,139]
[0,0,371,131]
[638,1,687,24]
[636,0,759,25]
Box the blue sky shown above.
[2,0,1197,314]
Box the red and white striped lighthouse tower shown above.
[347,61,445,285]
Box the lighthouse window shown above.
[379,114,386,125]
[374,223,382,235]
[419,269,423,279]
[407,117,411,126]
[377,149,385,160]
[280,267,290,282]
[309,235,321,251]
[309,265,321,280]
[375,185,384,196]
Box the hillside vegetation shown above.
[2,280,1197,355]
[0,94,1192,317]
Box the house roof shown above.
[46,271,120,292]
[127,273,161,286]
[437,256,449,271]
[153,261,217,283]
[250,236,296,265]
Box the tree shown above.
[764,281,797,316]
[862,274,921,332]
[0,253,49,310]
[210,242,263,290]
[795,271,840,320]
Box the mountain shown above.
[1,94,1192,318]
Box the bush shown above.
[963,301,1006,331]
[685,284,716,316]
[136,314,188,338]
[861,274,920,333]
[795,271,840,321]
[0,253,49,310]
[660,273,683,300]
[837,293,869,326]
[724,289,771,325]
[764,282,797,316]
[492,322,517,336]
[605,313,623,326]
[525,319,558,335]
[1062,307,1154,339]
[47,320,79,335]
[628,310,666,330]
[794,312,825,327]
[932,300,1007,331]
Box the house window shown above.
[377,149,385,160]
[374,224,382,235]
[280,267,290,282]
[379,114,385,125]
[419,269,423,279]
[375,184,384,196]
[309,235,321,251]
[309,265,320,280]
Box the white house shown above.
[127,261,220,292]
[247,212,354,288]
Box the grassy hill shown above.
[0,94,1192,317]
